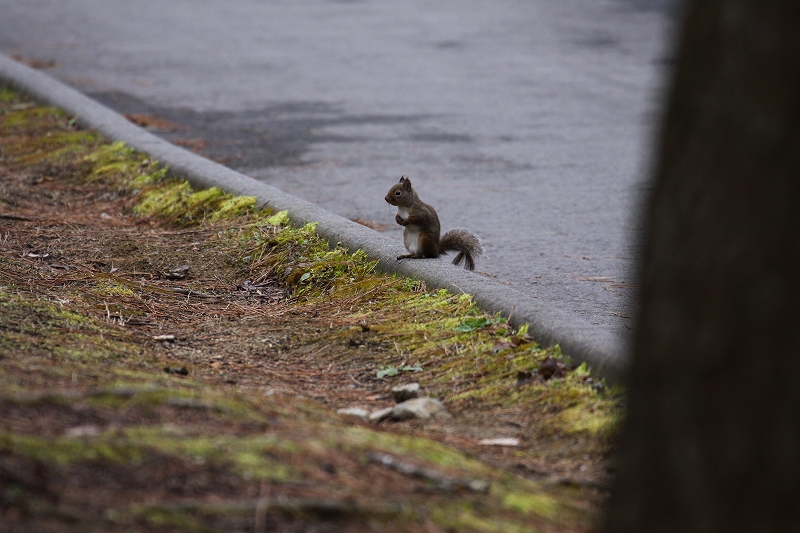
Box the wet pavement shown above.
[0,0,679,337]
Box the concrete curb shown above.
[0,53,628,382]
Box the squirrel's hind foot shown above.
[397,253,426,261]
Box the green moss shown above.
[125,427,296,480]
[264,210,290,227]
[97,284,135,297]
[99,388,268,423]
[133,180,193,217]
[0,288,105,334]
[132,181,257,224]
[0,432,145,466]
[545,399,619,437]
[2,106,56,129]
[132,508,209,532]
[0,86,17,102]
[1,425,293,482]
[211,194,257,220]
[338,426,492,475]
[184,186,227,212]
[502,491,559,519]
[0,288,146,370]
[131,166,168,186]
[50,335,135,363]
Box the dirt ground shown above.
[0,93,617,532]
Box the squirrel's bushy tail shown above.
[440,229,483,271]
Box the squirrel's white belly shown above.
[404,226,420,254]
[397,206,419,254]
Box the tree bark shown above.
[604,1,800,531]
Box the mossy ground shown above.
[0,87,619,532]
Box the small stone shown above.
[391,382,420,403]
[369,406,395,423]
[65,425,101,438]
[390,397,450,421]
[337,407,370,420]
[478,437,520,447]
[468,479,491,492]
[165,265,190,280]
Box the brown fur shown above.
[385,176,482,270]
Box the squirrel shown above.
[384,176,483,270]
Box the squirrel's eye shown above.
[395,191,401,195]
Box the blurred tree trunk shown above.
[603,1,800,532]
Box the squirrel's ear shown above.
[402,178,413,191]
[399,176,406,184]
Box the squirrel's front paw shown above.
[395,214,405,225]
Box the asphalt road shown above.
[0,0,677,337]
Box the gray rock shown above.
[478,437,520,447]
[390,398,451,421]
[391,382,420,403]
[368,406,395,423]
[336,407,370,421]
